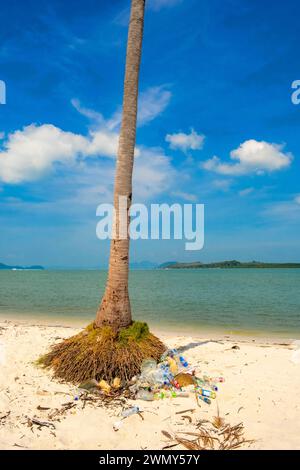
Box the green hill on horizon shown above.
[0,262,44,270]
[159,260,300,269]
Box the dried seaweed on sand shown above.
[162,410,254,450]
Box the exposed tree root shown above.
[38,322,166,384]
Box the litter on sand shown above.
[290,340,300,364]
[75,349,225,414]
[129,349,225,405]
[78,377,121,396]
[113,420,123,431]
[121,405,140,417]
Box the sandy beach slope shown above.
[0,320,299,450]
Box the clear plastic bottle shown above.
[172,391,189,398]
[136,389,154,401]
[121,406,140,417]
[141,359,157,372]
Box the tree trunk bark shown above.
[95,0,146,330]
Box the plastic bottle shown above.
[157,364,174,386]
[171,379,181,389]
[195,377,206,387]
[151,368,167,386]
[154,390,189,399]
[214,376,225,383]
[196,377,218,391]
[139,361,162,386]
[198,395,211,405]
[160,348,178,361]
[136,389,154,401]
[197,388,216,399]
[203,375,224,383]
[121,406,140,417]
[179,356,189,368]
[141,359,157,372]
[173,391,189,398]
[167,357,178,375]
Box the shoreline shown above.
[0,314,299,345]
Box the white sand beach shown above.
[0,319,300,450]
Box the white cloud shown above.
[202,140,293,176]
[0,121,128,184]
[148,0,183,11]
[166,129,205,152]
[86,129,119,157]
[0,124,88,184]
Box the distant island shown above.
[159,260,300,269]
[0,262,45,271]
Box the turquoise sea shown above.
[0,269,299,337]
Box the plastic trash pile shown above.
[129,349,224,405]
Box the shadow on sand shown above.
[177,339,224,354]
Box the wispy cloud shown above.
[211,178,233,192]
[114,0,183,27]
[239,187,254,197]
[86,85,172,131]
[202,140,293,176]
[262,195,300,222]
[138,86,172,125]
[171,190,197,202]
[71,99,104,126]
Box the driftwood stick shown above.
[0,411,11,422]
[27,416,56,430]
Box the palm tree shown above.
[40,0,165,383]
[95,0,145,330]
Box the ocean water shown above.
[0,269,299,337]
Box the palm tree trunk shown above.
[95,0,146,330]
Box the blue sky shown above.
[0,0,300,267]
